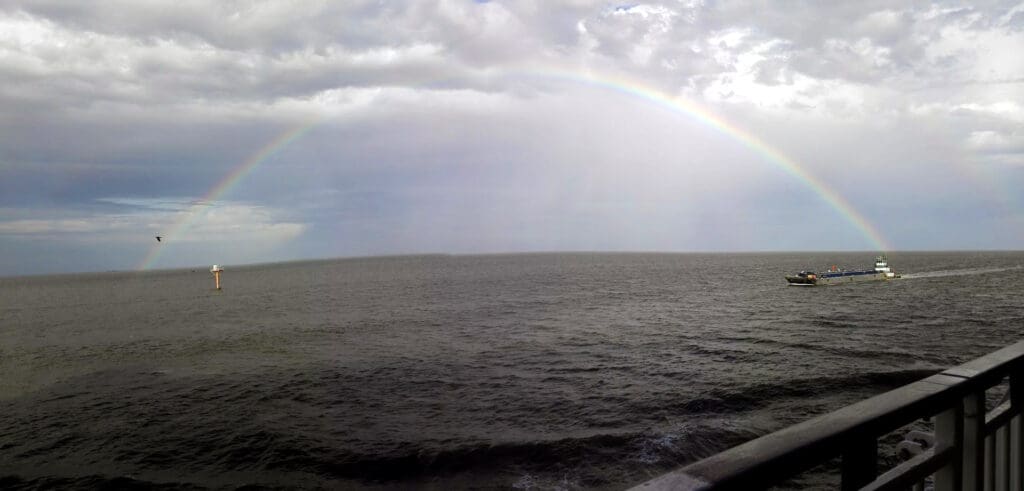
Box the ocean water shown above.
[1,252,1023,489]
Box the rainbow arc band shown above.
[136,121,320,271]
[136,70,891,271]
[531,69,891,252]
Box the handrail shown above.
[630,340,1024,491]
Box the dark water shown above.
[1,252,1023,489]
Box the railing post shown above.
[841,438,877,490]
[963,391,985,491]
[1011,372,1022,491]
[935,402,964,491]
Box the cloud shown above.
[0,197,307,272]
[0,199,305,244]
[0,219,103,234]
[954,101,1024,123]
[966,130,1024,163]
[4,1,1021,121]
[2,1,1024,274]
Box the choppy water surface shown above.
[1,252,1023,489]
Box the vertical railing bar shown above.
[1010,416,1021,491]
[995,426,1008,491]
[935,402,964,491]
[963,391,986,491]
[985,433,994,491]
[1002,424,1011,491]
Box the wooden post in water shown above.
[210,264,223,290]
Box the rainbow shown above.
[136,119,320,270]
[527,68,891,251]
[137,69,892,270]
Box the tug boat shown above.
[786,255,899,286]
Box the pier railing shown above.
[631,340,1024,491]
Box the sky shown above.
[1,1,1023,275]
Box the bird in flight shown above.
[155,236,162,242]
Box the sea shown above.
[1,252,1022,490]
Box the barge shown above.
[786,255,899,286]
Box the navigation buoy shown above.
[210,264,223,290]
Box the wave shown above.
[646,368,940,417]
[312,425,772,486]
[753,338,951,365]
[0,426,766,489]
[0,475,200,490]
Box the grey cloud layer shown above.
[5,2,1020,109]
[1,1,1023,274]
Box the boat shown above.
[785,255,900,286]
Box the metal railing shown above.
[631,340,1024,491]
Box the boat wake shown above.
[900,265,1023,279]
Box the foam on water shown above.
[900,265,1023,279]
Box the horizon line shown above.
[6,248,1022,279]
